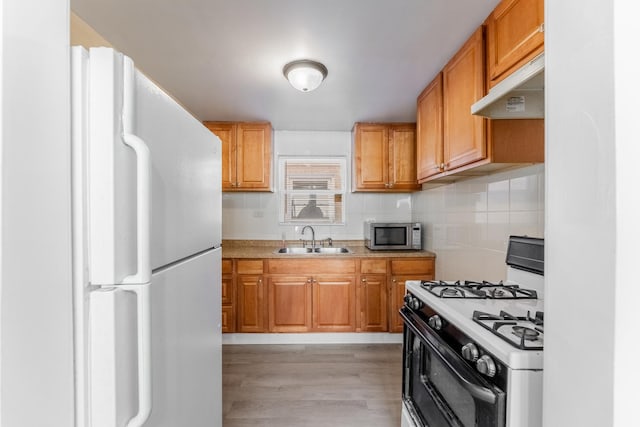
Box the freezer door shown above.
[85,47,221,283]
[146,247,222,426]
[135,70,221,268]
[86,48,142,285]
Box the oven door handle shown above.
[400,307,499,404]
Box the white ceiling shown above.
[71,0,499,131]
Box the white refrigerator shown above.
[71,46,222,427]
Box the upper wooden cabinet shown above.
[416,25,544,184]
[417,27,486,182]
[352,123,420,192]
[417,74,444,181]
[443,27,487,173]
[486,0,544,87]
[204,121,272,192]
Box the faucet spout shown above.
[301,225,316,249]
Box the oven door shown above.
[400,308,506,427]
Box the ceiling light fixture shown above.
[283,59,328,92]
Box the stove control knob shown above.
[461,343,479,362]
[428,315,443,330]
[476,355,496,377]
[403,295,422,311]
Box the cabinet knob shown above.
[257,278,262,285]
[538,23,545,33]
[439,163,445,170]
[388,183,394,188]
[361,278,367,283]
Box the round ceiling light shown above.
[283,59,328,92]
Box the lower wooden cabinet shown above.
[221,259,235,333]
[358,258,389,332]
[221,274,235,332]
[225,255,434,334]
[389,259,435,333]
[359,274,388,332]
[236,259,267,332]
[236,274,266,332]
[312,276,356,332]
[268,276,312,332]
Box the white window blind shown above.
[279,157,346,224]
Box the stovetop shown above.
[406,280,544,370]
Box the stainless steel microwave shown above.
[364,222,422,251]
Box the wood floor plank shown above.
[223,343,402,427]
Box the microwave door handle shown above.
[400,308,499,404]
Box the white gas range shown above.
[400,236,544,427]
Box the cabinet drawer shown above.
[390,258,434,275]
[268,259,356,274]
[237,259,264,274]
[360,259,388,274]
[222,259,233,274]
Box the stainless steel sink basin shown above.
[275,247,315,254]
[313,247,351,254]
[274,247,351,255]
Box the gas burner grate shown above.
[473,310,544,350]
[420,280,537,300]
[420,280,485,298]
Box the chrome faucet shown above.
[301,225,316,249]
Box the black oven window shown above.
[425,351,477,426]
[374,227,407,246]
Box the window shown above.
[279,157,346,224]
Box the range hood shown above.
[471,53,544,119]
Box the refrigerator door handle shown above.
[121,56,152,285]
[121,283,152,427]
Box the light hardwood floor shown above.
[223,343,403,427]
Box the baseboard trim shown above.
[222,332,403,345]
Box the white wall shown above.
[412,164,544,280]
[0,0,75,426]
[544,1,638,426]
[222,130,412,241]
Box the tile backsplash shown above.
[412,164,544,280]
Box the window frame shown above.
[277,156,347,225]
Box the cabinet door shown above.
[221,275,234,305]
[353,124,389,190]
[388,124,420,190]
[236,274,266,332]
[312,276,356,332]
[417,74,444,181]
[360,274,388,332]
[221,305,235,333]
[443,27,486,172]
[204,122,236,190]
[487,0,544,86]
[268,276,312,332]
[236,123,271,190]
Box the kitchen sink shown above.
[275,247,315,254]
[274,247,351,255]
[313,247,351,254]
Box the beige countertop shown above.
[222,240,436,259]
